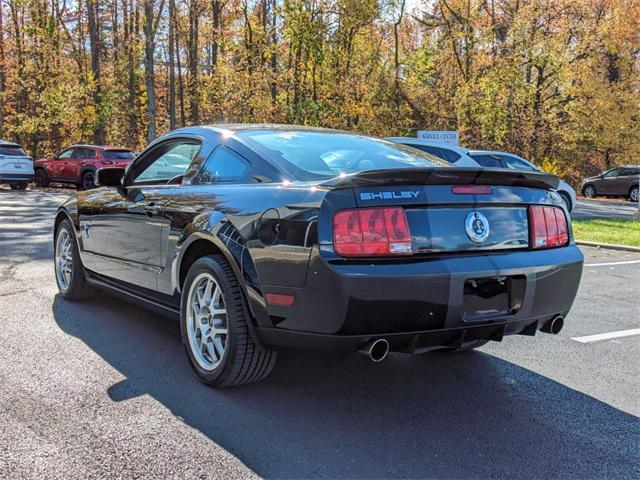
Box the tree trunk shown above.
[87,0,105,144]
[0,2,5,138]
[168,0,176,129]
[188,0,200,124]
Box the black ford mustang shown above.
[53,125,583,387]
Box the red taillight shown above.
[529,205,569,249]
[333,207,412,257]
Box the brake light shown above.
[529,205,569,249]
[333,207,412,256]
[451,185,492,195]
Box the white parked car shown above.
[0,141,33,190]
[385,138,479,167]
[467,151,576,212]
[386,138,576,212]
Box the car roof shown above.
[66,144,132,151]
[385,137,470,153]
[203,123,350,135]
[0,140,23,148]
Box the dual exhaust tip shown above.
[359,338,390,363]
[359,315,564,362]
[541,315,564,335]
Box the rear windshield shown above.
[238,131,450,180]
[0,145,28,157]
[104,150,135,160]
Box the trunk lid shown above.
[321,168,563,254]
[0,154,33,174]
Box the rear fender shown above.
[173,216,270,329]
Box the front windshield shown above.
[238,130,451,180]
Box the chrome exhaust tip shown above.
[359,338,390,363]
[541,315,564,335]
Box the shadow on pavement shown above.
[52,294,638,479]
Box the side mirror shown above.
[95,167,126,187]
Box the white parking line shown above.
[584,260,640,267]
[571,328,640,343]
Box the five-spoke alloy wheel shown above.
[180,255,277,387]
[55,227,74,292]
[54,219,93,299]
[186,273,229,371]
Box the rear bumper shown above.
[257,315,556,353]
[258,244,584,351]
[0,173,33,182]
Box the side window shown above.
[603,169,620,178]
[409,144,447,161]
[501,155,536,171]
[133,140,200,185]
[437,148,462,163]
[620,168,639,176]
[75,148,96,159]
[197,147,250,183]
[471,155,503,168]
[57,148,75,159]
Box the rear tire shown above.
[180,255,277,388]
[450,339,489,353]
[9,183,26,190]
[34,169,49,187]
[630,185,639,203]
[80,171,96,190]
[582,184,596,198]
[54,219,93,300]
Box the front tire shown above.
[583,184,596,198]
[54,219,93,300]
[630,185,639,203]
[180,255,277,387]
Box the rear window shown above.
[0,145,28,157]
[238,131,450,180]
[104,150,135,160]
[470,154,503,168]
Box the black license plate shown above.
[463,276,525,320]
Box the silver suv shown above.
[0,141,33,190]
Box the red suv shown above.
[34,145,135,189]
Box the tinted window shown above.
[406,144,461,163]
[0,145,28,156]
[75,148,97,159]
[57,148,75,159]
[470,154,503,168]
[134,141,200,184]
[500,155,536,171]
[104,150,135,160]
[619,168,640,176]
[238,131,450,180]
[198,147,249,183]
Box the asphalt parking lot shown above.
[1,188,638,479]
[573,198,638,219]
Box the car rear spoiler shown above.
[320,167,560,190]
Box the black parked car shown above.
[53,125,584,387]
[581,165,639,202]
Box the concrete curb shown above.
[576,240,640,253]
